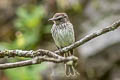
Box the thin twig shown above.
[0,56,78,69]
[0,49,61,58]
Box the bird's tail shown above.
[64,50,77,76]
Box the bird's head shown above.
[49,13,69,25]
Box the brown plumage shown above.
[49,13,77,76]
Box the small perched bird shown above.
[49,13,77,76]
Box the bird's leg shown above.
[56,46,64,56]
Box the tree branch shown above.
[0,19,120,69]
[0,49,61,58]
[0,56,77,69]
[55,19,120,54]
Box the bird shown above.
[49,13,77,76]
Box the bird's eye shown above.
[58,18,62,20]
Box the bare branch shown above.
[0,49,61,58]
[55,19,120,54]
[0,56,78,69]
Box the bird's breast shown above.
[51,23,75,48]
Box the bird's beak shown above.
[48,16,63,21]
[48,18,57,21]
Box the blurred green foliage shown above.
[14,5,45,49]
[0,5,48,50]
[5,63,47,80]
[2,5,50,80]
